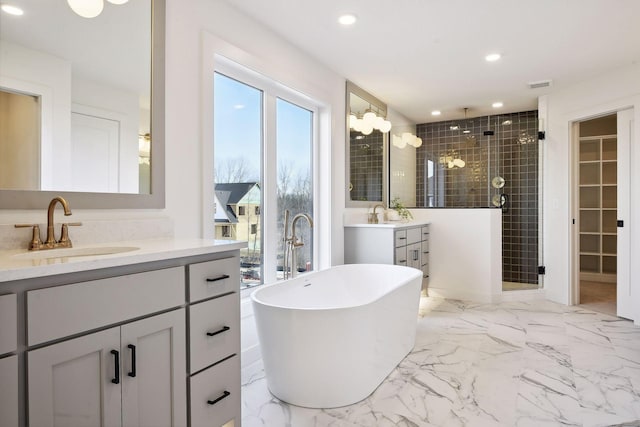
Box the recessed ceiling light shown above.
[338,14,357,25]
[502,120,512,125]
[492,102,503,108]
[1,4,24,15]
[485,53,501,62]
[462,130,471,134]
[431,110,441,116]
[449,125,459,131]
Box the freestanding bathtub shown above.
[251,263,423,408]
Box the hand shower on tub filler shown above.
[282,209,313,279]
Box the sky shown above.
[213,72,312,185]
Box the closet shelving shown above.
[579,135,617,281]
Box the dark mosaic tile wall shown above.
[416,111,539,284]
[350,130,384,202]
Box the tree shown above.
[214,157,258,183]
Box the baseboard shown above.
[499,288,546,302]
[580,272,616,283]
[426,287,496,303]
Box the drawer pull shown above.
[111,350,120,384]
[398,237,406,240]
[127,344,137,378]
[206,326,230,337]
[398,259,406,263]
[206,274,230,283]
[207,390,231,406]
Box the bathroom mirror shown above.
[0,0,165,209]
[346,81,388,207]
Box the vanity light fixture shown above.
[485,53,501,62]
[492,102,503,108]
[338,14,357,25]
[391,132,422,149]
[67,0,128,19]
[1,4,24,15]
[349,107,392,134]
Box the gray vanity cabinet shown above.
[0,293,18,427]
[345,223,430,288]
[0,247,242,427]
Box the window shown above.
[214,68,316,289]
[222,225,231,238]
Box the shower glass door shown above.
[494,112,542,291]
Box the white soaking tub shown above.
[251,263,422,408]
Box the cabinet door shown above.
[0,355,18,427]
[28,327,122,427]
[121,309,187,427]
[395,246,407,266]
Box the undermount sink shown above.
[12,246,139,260]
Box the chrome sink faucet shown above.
[15,196,82,250]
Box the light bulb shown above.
[352,118,363,132]
[401,132,412,146]
[107,0,129,3]
[362,111,377,126]
[67,0,104,18]
[349,114,358,129]
[373,115,385,130]
[413,137,423,148]
[360,123,374,135]
[391,134,402,148]
[453,158,465,168]
[379,120,392,133]
[448,161,455,169]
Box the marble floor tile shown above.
[242,297,640,427]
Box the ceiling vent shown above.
[528,80,552,89]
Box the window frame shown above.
[213,60,319,287]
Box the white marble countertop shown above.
[0,238,247,283]
[344,220,431,229]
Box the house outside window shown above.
[238,206,245,216]
[222,225,231,237]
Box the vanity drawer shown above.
[27,267,185,346]
[189,257,239,302]
[394,230,407,247]
[395,247,407,266]
[190,355,240,427]
[421,225,430,239]
[0,294,17,355]
[189,292,240,374]
[406,227,422,244]
[422,240,430,259]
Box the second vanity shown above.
[344,221,430,289]
[0,238,246,427]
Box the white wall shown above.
[541,62,640,323]
[411,208,503,302]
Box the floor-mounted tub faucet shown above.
[282,210,314,279]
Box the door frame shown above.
[569,108,633,318]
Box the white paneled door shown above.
[617,108,633,319]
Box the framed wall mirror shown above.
[346,81,388,207]
[0,0,165,209]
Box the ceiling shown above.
[222,0,640,123]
